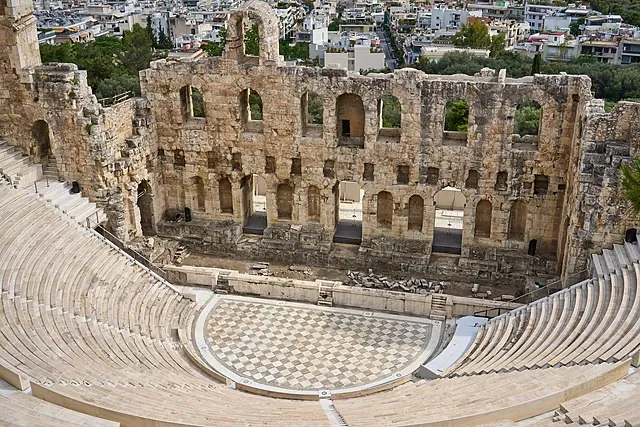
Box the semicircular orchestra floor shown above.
[194,295,442,398]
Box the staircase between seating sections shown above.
[318,281,335,306]
[0,141,106,227]
[430,294,447,321]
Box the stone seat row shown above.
[1,167,639,426]
[0,381,118,427]
[444,242,640,376]
[551,369,640,426]
[333,361,630,426]
[0,182,331,425]
[0,141,107,225]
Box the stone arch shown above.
[308,185,321,222]
[225,0,280,63]
[189,176,205,211]
[336,93,365,145]
[137,180,154,235]
[31,120,51,162]
[508,200,527,241]
[219,177,233,214]
[432,186,466,254]
[377,191,393,229]
[408,194,424,232]
[474,199,492,238]
[276,183,294,220]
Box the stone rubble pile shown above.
[344,270,446,294]
[249,262,273,276]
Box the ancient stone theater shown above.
[2,0,640,425]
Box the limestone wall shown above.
[162,265,521,318]
[563,100,640,275]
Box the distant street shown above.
[377,30,397,70]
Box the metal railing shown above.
[97,91,133,108]
[473,268,590,318]
[84,217,179,293]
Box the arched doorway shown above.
[432,186,466,254]
[242,174,267,235]
[333,181,363,244]
[137,180,154,235]
[31,120,51,164]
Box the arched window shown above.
[444,99,469,132]
[190,176,205,211]
[219,177,233,214]
[336,93,365,147]
[514,101,542,136]
[508,200,527,241]
[408,195,424,232]
[239,88,263,132]
[474,200,492,238]
[306,92,323,125]
[379,95,401,129]
[465,170,479,189]
[377,191,393,229]
[308,186,321,222]
[277,184,294,220]
[179,86,205,120]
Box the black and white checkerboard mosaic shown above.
[204,299,432,391]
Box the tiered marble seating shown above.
[549,370,640,426]
[0,381,118,427]
[0,141,106,225]
[1,159,639,426]
[334,362,629,426]
[446,243,640,376]
[0,181,328,425]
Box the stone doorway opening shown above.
[137,180,154,235]
[31,120,51,164]
[242,174,267,235]
[333,181,363,245]
[432,186,465,255]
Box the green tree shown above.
[244,23,260,56]
[95,74,141,99]
[279,40,309,60]
[489,33,506,57]
[570,17,584,37]
[514,102,541,136]
[157,28,174,49]
[381,95,401,128]
[146,16,158,49]
[621,158,640,215]
[328,19,340,31]
[307,93,323,124]
[249,89,263,120]
[444,100,469,132]
[202,28,227,57]
[121,24,153,73]
[452,20,491,49]
[532,52,542,74]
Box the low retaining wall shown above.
[162,265,521,318]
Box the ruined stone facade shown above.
[2,0,639,285]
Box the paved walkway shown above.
[196,295,441,396]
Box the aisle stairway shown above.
[0,141,106,226]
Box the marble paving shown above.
[202,297,435,392]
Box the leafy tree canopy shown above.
[444,100,469,132]
[412,51,640,102]
[39,23,160,99]
[452,20,491,49]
